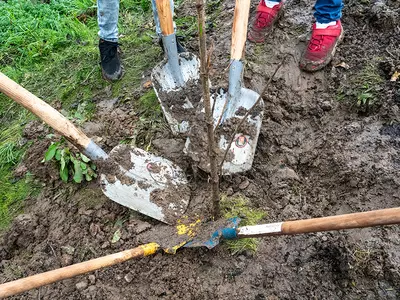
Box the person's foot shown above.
[159,35,186,54]
[248,1,284,43]
[299,21,344,72]
[99,39,123,81]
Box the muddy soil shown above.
[1,0,400,299]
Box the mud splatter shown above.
[150,184,190,225]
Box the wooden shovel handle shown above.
[0,72,91,151]
[0,243,159,298]
[231,0,251,60]
[155,0,174,35]
[237,207,400,238]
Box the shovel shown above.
[0,72,189,225]
[184,207,400,248]
[151,0,201,134]
[185,0,264,174]
[1,208,399,298]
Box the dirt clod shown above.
[124,273,134,283]
[76,280,88,290]
[61,254,73,267]
[88,275,96,285]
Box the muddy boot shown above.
[99,39,123,82]
[299,21,344,72]
[248,1,284,43]
[159,35,186,54]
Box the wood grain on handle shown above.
[0,243,159,299]
[155,0,174,35]
[282,207,400,235]
[0,72,91,150]
[238,208,400,238]
[231,0,251,60]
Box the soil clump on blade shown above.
[1,0,400,299]
[153,77,203,132]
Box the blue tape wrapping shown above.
[184,217,241,249]
[221,228,238,240]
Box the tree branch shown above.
[196,0,220,218]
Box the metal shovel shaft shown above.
[222,0,253,121]
[156,0,184,87]
[223,59,244,121]
[162,33,185,87]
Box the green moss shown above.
[0,169,39,230]
[220,194,267,255]
[138,90,161,114]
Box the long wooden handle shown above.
[0,243,159,298]
[0,72,91,151]
[155,0,174,35]
[231,0,251,60]
[237,207,400,238]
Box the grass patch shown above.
[220,194,267,255]
[175,16,198,38]
[337,60,384,111]
[349,247,374,270]
[0,0,165,229]
[0,168,38,230]
[0,124,39,230]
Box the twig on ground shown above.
[47,242,57,258]
[196,0,220,218]
[218,57,287,172]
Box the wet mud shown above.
[1,0,400,299]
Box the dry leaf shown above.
[111,229,121,243]
[143,80,153,89]
[390,71,399,82]
[334,62,350,69]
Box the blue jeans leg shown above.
[151,0,175,36]
[314,0,343,23]
[97,0,119,42]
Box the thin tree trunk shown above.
[196,0,220,218]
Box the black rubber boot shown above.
[159,35,186,54]
[99,39,123,81]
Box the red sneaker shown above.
[248,1,284,43]
[299,21,344,72]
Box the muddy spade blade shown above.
[184,0,263,174]
[100,145,190,224]
[0,72,189,225]
[151,0,201,134]
[214,82,263,175]
[184,217,241,249]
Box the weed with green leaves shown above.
[221,194,267,254]
[43,140,97,183]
